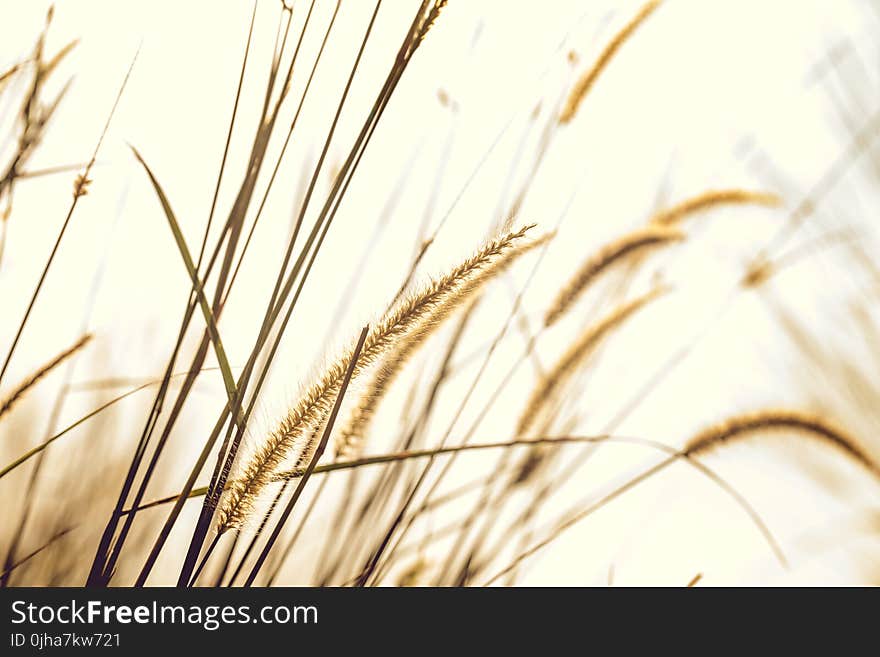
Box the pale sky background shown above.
[1,0,880,585]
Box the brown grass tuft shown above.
[544,225,681,327]
[650,189,781,227]
[72,173,92,199]
[416,0,448,46]
[559,0,662,124]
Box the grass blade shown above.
[129,146,238,407]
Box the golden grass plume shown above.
[559,0,662,124]
[217,224,548,531]
[336,232,552,459]
[520,286,666,435]
[684,409,880,478]
[650,189,781,226]
[0,333,91,420]
[544,224,681,327]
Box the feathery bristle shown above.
[650,189,781,226]
[544,225,681,328]
[520,287,665,435]
[559,0,662,124]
